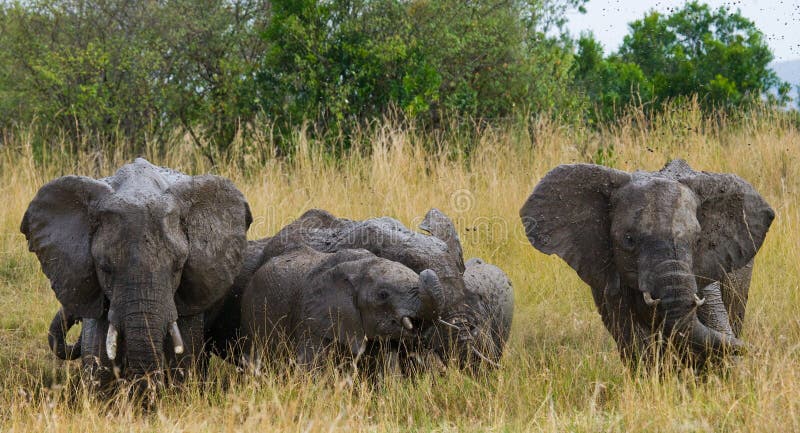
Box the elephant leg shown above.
[722,260,753,337]
[79,317,115,393]
[295,337,325,371]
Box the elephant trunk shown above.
[113,293,176,386]
[642,259,743,356]
[48,308,82,360]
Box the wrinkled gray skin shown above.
[462,258,514,363]
[520,160,774,367]
[23,158,252,391]
[206,208,509,369]
[239,246,445,371]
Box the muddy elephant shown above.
[23,158,252,391]
[519,159,774,367]
[462,257,514,363]
[238,246,445,372]
[206,208,512,370]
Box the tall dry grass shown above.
[0,102,799,431]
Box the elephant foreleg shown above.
[79,317,116,393]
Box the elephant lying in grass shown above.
[24,158,251,393]
[205,208,514,372]
[239,246,445,373]
[520,159,774,368]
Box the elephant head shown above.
[22,158,251,386]
[519,160,773,363]
[306,250,447,356]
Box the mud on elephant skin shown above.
[24,158,252,392]
[238,246,445,372]
[520,159,774,367]
[206,207,514,370]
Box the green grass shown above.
[1,103,799,431]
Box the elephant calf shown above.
[239,245,445,372]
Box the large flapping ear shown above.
[419,208,465,273]
[663,159,775,282]
[21,176,113,318]
[307,257,368,356]
[519,164,631,290]
[168,175,252,315]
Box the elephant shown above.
[205,208,512,371]
[238,245,446,372]
[22,158,252,391]
[519,159,774,367]
[462,257,514,364]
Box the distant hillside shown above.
[771,59,800,90]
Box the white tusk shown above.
[642,292,661,306]
[168,322,185,355]
[470,345,501,368]
[106,323,118,360]
[402,317,414,330]
[437,318,461,330]
[694,294,706,307]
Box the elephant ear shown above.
[20,176,113,318]
[519,164,631,290]
[419,208,465,273]
[667,160,775,281]
[168,175,252,315]
[307,256,368,356]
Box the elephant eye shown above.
[377,290,390,301]
[622,233,636,250]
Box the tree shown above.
[257,0,587,136]
[572,33,652,121]
[617,1,790,108]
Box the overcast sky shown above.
[565,0,800,62]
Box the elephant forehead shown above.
[98,191,179,217]
[104,158,189,193]
[615,177,700,237]
[368,259,418,282]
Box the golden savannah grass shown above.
[1,103,799,431]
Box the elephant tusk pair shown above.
[105,321,185,360]
[642,291,660,306]
[642,292,705,307]
[402,317,414,331]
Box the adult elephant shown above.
[239,246,445,372]
[519,159,774,367]
[23,158,252,391]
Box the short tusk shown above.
[437,318,461,330]
[168,322,185,355]
[694,294,706,307]
[106,323,118,360]
[402,317,414,331]
[642,291,661,306]
[470,345,501,368]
